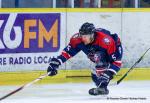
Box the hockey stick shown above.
[109,47,150,86]
[0,72,51,101]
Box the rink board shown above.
[0,8,150,72]
[0,8,150,85]
[0,68,150,85]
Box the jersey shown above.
[57,28,123,74]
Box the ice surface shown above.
[0,81,150,103]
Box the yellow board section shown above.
[0,68,150,85]
[0,8,150,13]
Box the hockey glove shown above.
[47,58,61,76]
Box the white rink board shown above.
[122,12,150,67]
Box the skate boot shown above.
[89,87,109,96]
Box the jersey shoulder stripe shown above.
[70,33,82,48]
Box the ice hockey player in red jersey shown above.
[47,22,123,96]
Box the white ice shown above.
[0,81,150,103]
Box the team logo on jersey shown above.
[103,38,110,45]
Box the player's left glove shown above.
[47,58,61,76]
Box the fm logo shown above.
[0,13,60,53]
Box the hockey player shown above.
[47,22,123,96]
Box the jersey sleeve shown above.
[99,34,122,74]
[57,34,82,63]
[107,39,122,74]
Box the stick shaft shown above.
[109,48,150,86]
[0,72,49,101]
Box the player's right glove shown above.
[47,57,61,76]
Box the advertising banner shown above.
[0,12,66,71]
[0,13,60,53]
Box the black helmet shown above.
[79,22,96,35]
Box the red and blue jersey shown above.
[58,28,123,74]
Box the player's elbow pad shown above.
[108,63,121,74]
